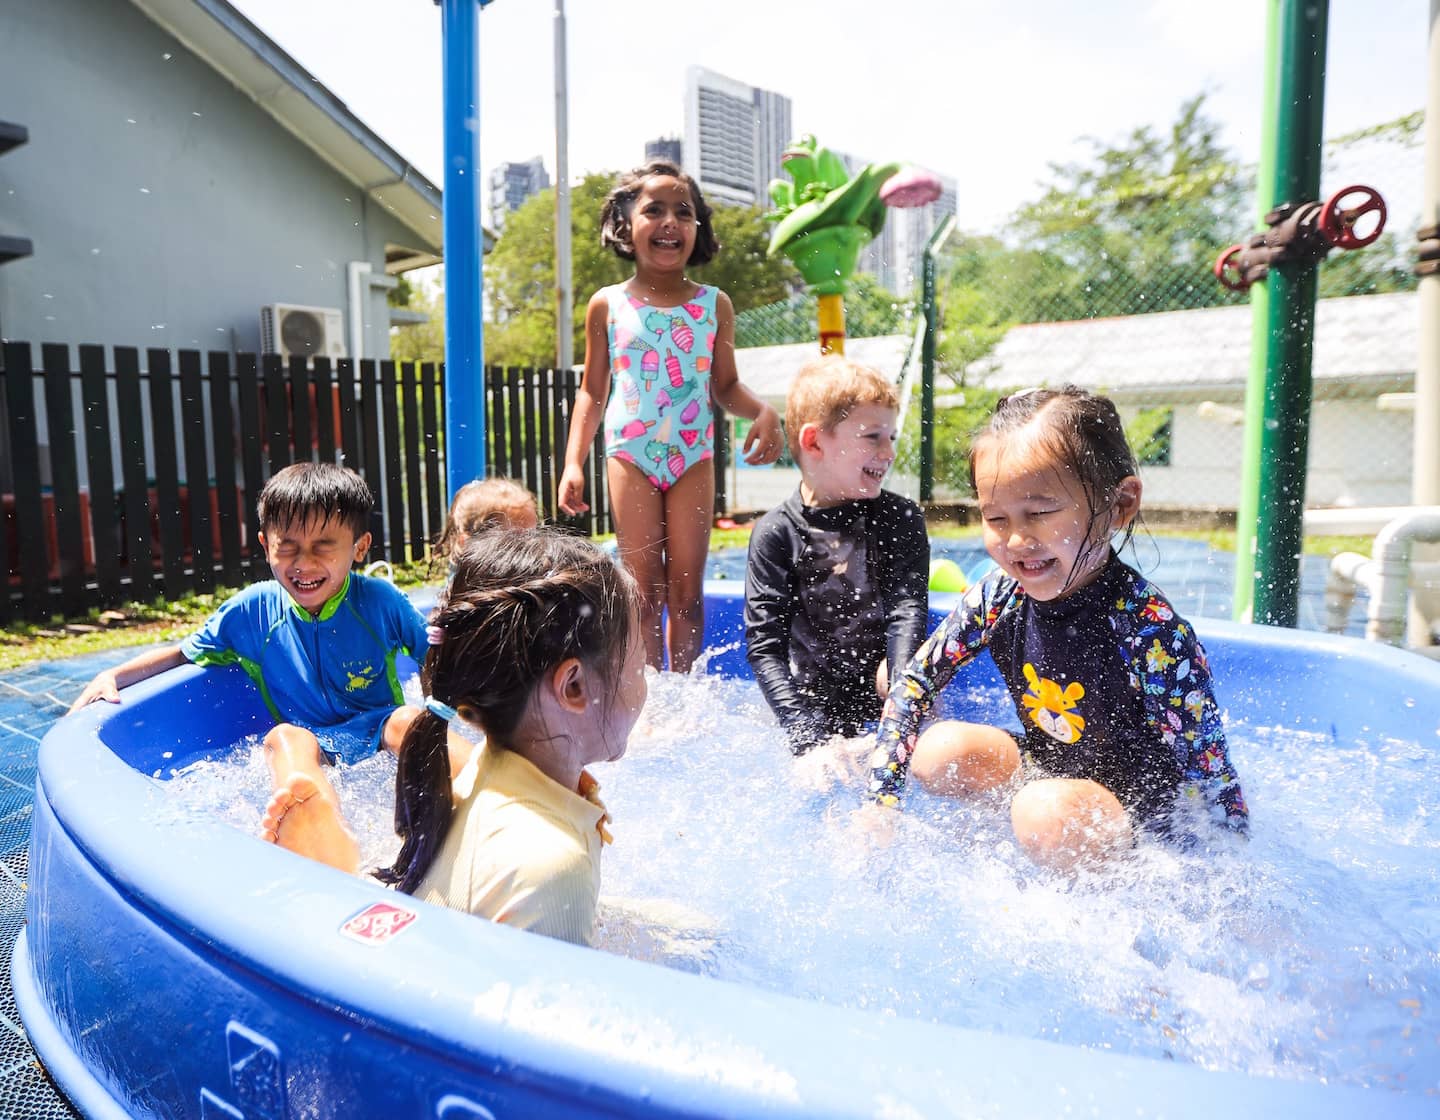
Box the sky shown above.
[231,0,1429,235]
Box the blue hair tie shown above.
[424,696,458,723]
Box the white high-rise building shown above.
[683,67,792,209]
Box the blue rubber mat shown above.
[0,646,155,1120]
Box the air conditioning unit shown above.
[260,303,347,361]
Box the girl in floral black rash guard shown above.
[868,387,1247,872]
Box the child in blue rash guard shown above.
[70,463,433,866]
[868,387,1247,871]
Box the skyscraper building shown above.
[645,136,683,165]
[488,157,550,235]
[874,175,958,296]
[683,67,792,209]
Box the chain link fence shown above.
[734,285,916,349]
[906,113,1423,517]
[727,113,1422,530]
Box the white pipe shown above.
[1326,559,1440,631]
[346,260,399,361]
[1367,510,1440,645]
[347,261,371,360]
[1325,551,1373,634]
[1416,1,1440,643]
[1303,506,1429,536]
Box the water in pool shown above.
[167,668,1437,1095]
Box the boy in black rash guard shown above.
[745,356,929,754]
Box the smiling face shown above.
[973,437,1137,602]
[627,176,698,273]
[259,515,370,615]
[799,403,898,507]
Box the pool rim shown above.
[15,583,1440,1118]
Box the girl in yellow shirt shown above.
[260,528,646,946]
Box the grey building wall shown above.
[0,0,421,359]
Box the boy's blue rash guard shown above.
[180,573,429,763]
[869,553,1249,831]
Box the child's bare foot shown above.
[258,774,360,873]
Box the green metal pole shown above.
[1253,0,1329,627]
[1232,0,1282,621]
[919,214,954,504]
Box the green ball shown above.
[928,558,968,592]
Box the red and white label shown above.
[339,901,418,945]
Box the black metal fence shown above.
[0,342,610,622]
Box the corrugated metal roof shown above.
[968,291,1416,400]
[736,334,915,404]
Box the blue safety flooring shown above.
[0,646,146,1120]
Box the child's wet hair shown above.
[599,159,720,266]
[969,385,1141,585]
[256,462,372,538]
[379,528,638,894]
[784,355,898,461]
[433,477,538,563]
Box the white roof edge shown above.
[127,0,443,258]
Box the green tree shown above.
[692,203,797,311]
[932,94,1250,390]
[388,270,445,364]
[1012,93,1250,318]
[1318,231,1417,298]
[484,173,800,367]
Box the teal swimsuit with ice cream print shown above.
[602,283,718,490]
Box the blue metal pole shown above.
[439,0,487,497]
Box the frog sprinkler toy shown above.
[766,135,942,354]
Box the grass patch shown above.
[0,558,442,674]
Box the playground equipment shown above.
[13,587,1440,1118]
[766,136,941,354]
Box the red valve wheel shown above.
[1213,244,1250,292]
[1319,185,1387,250]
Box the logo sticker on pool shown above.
[340,901,418,945]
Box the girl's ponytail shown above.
[377,707,455,893]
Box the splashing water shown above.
[166,672,1440,1093]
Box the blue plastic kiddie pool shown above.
[14,584,1440,1118]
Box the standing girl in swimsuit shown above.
[867,387,1248,871]
[558,160,783,672]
